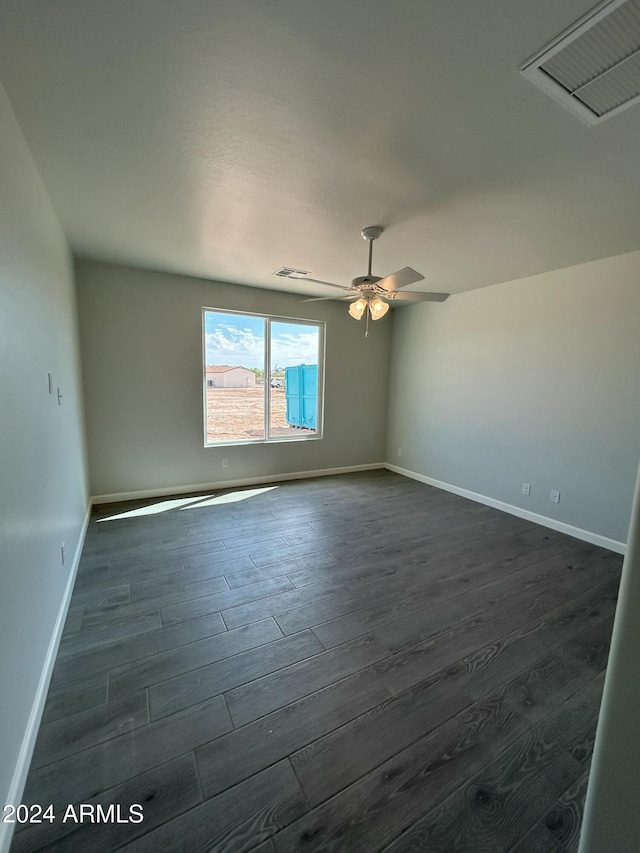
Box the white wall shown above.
[386,250,640,547]
[0,83,89,845]
[76,260,391,499]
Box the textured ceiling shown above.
[1,0,640,296]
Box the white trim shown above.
[91,463,386,505]
[0,502,92,853]
[385,463,626,555]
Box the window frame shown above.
[202,306,325,447]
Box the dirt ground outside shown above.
[206,386,316,443]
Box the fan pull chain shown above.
[365,307,370,337]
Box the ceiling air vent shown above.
[273,267,310,278]
[521,0,640,124]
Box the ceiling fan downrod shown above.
[361,226,382,337]
[361,226,383,277]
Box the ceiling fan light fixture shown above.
[296,225,449,335]
[369,297,389,319]
[348,298,367,320]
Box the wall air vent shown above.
[521,0,640,124]
[273,267,310,278]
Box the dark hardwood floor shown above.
[12,470,622,852]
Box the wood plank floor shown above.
[12,470,622,852]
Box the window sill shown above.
[204,434,322,448]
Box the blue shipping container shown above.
[285,364,318,430]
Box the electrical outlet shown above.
[397,448,402,457]
[61,543,66,565]
[550,490,561,504]
[522,483,531,496]
[221,458,228,469]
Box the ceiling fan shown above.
[290,226,449,335]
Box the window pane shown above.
[204,311,265,442]
[269,321,320,437]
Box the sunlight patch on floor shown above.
[180,486,278,509]
[97,486,278,521]
[97,495,216,522]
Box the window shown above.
[203,308,324,445]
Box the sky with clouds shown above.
[205,312,319,369]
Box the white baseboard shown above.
[0,502,92,853]
[91,463,386,505]
[385,463,626,555]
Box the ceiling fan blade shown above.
[377,266,425,292]
[388,290,450,302]
[289,275,352,291]
[301,294,356,302]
